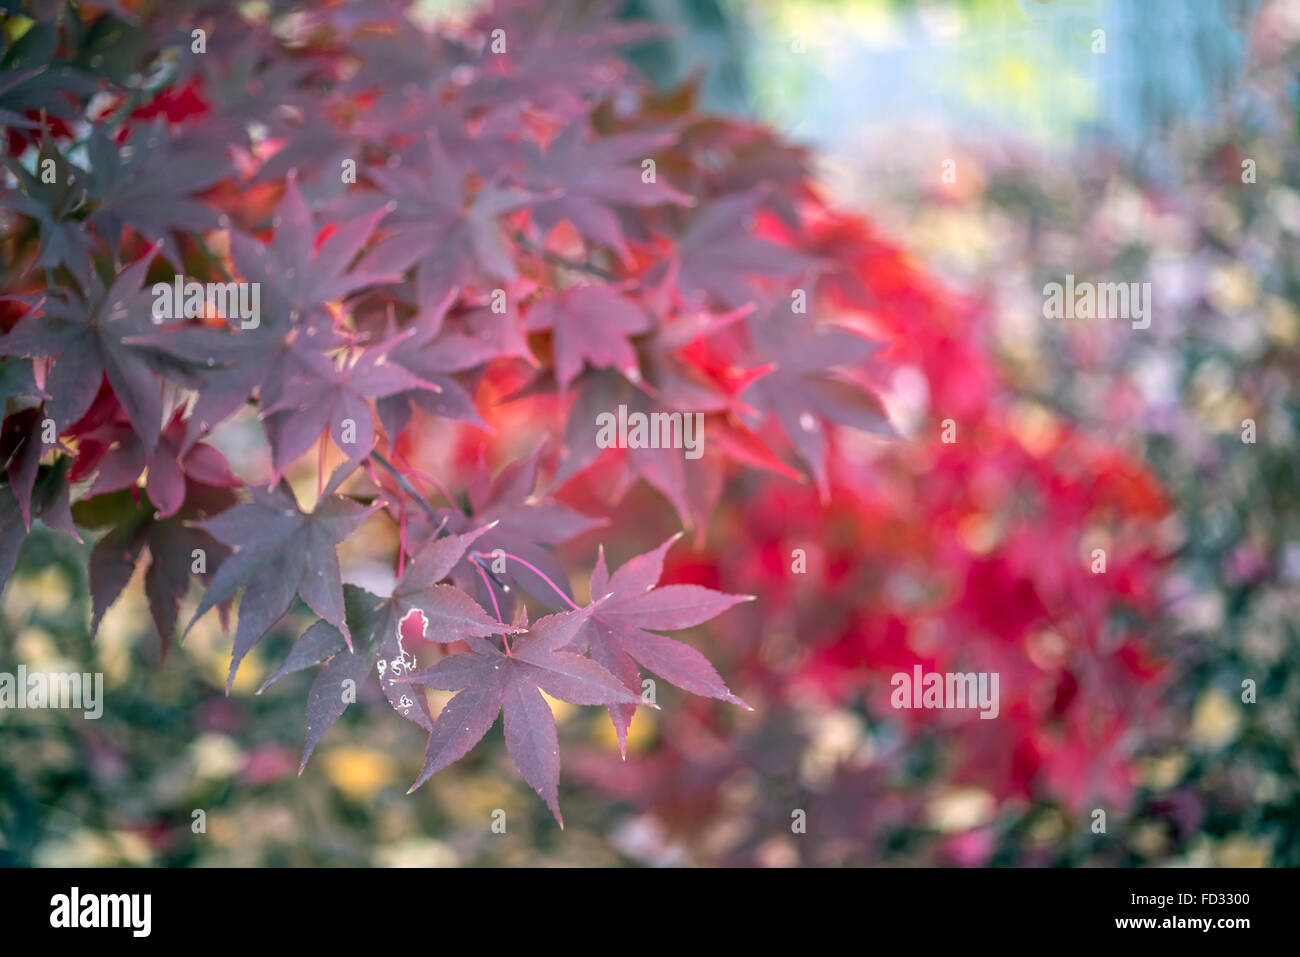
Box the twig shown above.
[369,450,440,524]
[511,231,620,282]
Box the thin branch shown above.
[511,231,620,282]
[369,450,440,524]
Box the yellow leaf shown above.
[322,746,398,801]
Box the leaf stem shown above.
[510,231,619,283]
[469,556,509,654]
[396,495,408,579]
[392,449,466,517]
[317,431,327,501]
[370,450,440,523]
[472,549,580,611]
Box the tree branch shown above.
[511,231,620,282]
[369,451,440,524]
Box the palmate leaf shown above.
[522,121,692,262]
[72,418,238,650]
[571,534,754,757]
[185,478,376,690]
[85,121,228,263]
[0,245,173,446]
[554,369,725,531]
[179,35,315,133]
[402,600,645,825]
[258,334,442,480]
[80,410,239,519]
[0,456,78,593]
[0,35,97,132]
[372,282,504,438]
[433,445,605,616]
[70,410,239,654]
[459,0,666,112]
[126,175,406,448]
[65,403,236,640]
[0,0,962,829]
[262,527,525,769]
[741,302,895,497]
[1,407,56,529]
[80,489,231,652]
[0,131,97,285]
[666,191,820,309]
[524,283,651,394]
[366,132,538,294]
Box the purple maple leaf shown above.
[403,599,645,825]
[570,533,753,757]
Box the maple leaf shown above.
[0,245,174,447]
[259,524,525,768]
[182,38,315,134]
[81,410,238,519]
[127,175,407,447]
[524,282,651,393]
[371,283,498,439]
[522,122,692,262]
[85,121,227,263]
[242,177,406,310]
[0,132,96,285]
[366,133,538,294]
[0,407,60,530]
[667,191,820,308]
[403,600,646,824]
[459,1,666,113]
[433,446,604,614]
[360,526,526,649]
[741,303,894,497]
[76,481,235,656]
[68,410,239,653]
[570,534,754,757]
[185,477,375,689]
[0,456,78,593]
[0,33,97,133]
[554,369,724,530]
[258,334,442,480]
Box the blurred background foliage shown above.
[3,0,1299,866]
[727,0,1298,867]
